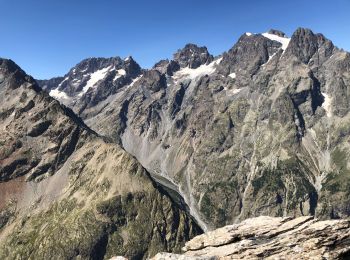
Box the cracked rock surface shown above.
[152,216,350,259]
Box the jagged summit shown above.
[285,27,335,64]
[37,55,142,113]
[243,29,288,38]
[0,58,40,92]
[268,28,286,37]
[218,31,284,77]
[0,58,92,182]
[173,43,214,69]
[35,27,340,123]
[152,59,181,76]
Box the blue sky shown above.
[0,0,349,79]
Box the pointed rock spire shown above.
[173,43,213,69]
[284,27,334,64]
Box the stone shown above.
[152,216,350,259]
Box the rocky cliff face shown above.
[152,216,350,259]
[0,58,201,259]
[0,59,92,183]
[39,28,350,232]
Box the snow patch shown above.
[71,78,81,86]
[228,72,236,79]
[245,32,253,36]
[57,77,68,88]
[80,67,88,73]
[215,57,223,64]
[49,88,70,101]
[190,49,195,57]
[262,53,277,67]
[113,69,126,81]
[262,32,291,50]
[81,66,112,94]
[322,93,332,117]
[126,75,142,89]
[174,58,222,80]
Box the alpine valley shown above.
[1,28,350,259]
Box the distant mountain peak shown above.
[124,55,132,61]
[173,43,213,69]
[267,29,286,37]
[36,54,142,114]
[286,27,334,63]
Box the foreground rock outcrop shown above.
[153,216,350,259]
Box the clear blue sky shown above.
[0,0,349,79]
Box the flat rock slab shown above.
[152,216,350,259]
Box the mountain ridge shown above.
[36,27,350,231]
[35,28,345,229]
[2,26,350,258]
[0,57,202,259]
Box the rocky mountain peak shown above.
[173,43,214,69]
[37,55,142,113]
[0,58,91,182]
[268,28,286,37]
[153,59,180,76]
[285,27,334,64]
[0,58,21,75]
[0,59,39,91]
[123,55,142,78]
[70,56,141,84]
[73,56,123,74]
[218,32,283,76]
[137,69,167,93]
[153,59,170,71]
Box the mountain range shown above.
[1,27,350,259]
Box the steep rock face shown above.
[218,33,283,77]
[152,216,350,259]
[0,59,201,259]
[174,44,214,69]
[284,27,334,65]
[153,59,180,76]
[0,59,91,182]
[37,76,64,91]
[40,28,350,231]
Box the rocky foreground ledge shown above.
[152,216,350,259]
